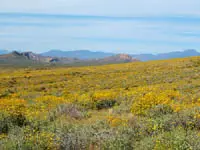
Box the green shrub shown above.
[96,99,116,110]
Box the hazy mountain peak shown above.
[116,54,133,60]
[48,49,63,52]
[102,53,139,63]
[132,49,200,61]
[183,49,199,54]
[11,51,22,56]
[41,50,114,59]
[184,49,197,52]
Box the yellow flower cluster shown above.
[131,88,180,115]
[0,98,27,115]
[93,91,117,101]
[35,95,67,109]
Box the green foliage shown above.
[96,99,116,110]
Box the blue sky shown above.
[0,0,200,54]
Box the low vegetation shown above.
[0,56,200,149]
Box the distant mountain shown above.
[9,51,79,63]
[21,51,52,63]
[41,50,139,65]
[41,49,200,61]
[132,49,200,61]
[70,54,139,66]
[130,54,155,62]
[0,51,28,59]
[41,50,114,59]
[0,51,37,66]
[0,51,53,66]
[0,51,137,66]
[0,49,9,55]
[1,49,199,67]
[100,54,139,63]
[0,51,83,67]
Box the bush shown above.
[0,113,27,134]
[50,104,89,121]
[154,127,192,150]
[148,104,173,118]
[96,99,116,110]
[0,113,10,134]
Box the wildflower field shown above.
[0,56,200,149]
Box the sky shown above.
[0,0,200,54]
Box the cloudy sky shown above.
[0,0,200,54]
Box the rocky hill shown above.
[0,51,138,66]
[100,54,138,63]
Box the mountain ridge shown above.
[0,51,138,66]
[1,49,200,63]
[41,49,115,59]
[131,49,200,61]
[40,49,200,61]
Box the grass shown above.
[0,56,200,149]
